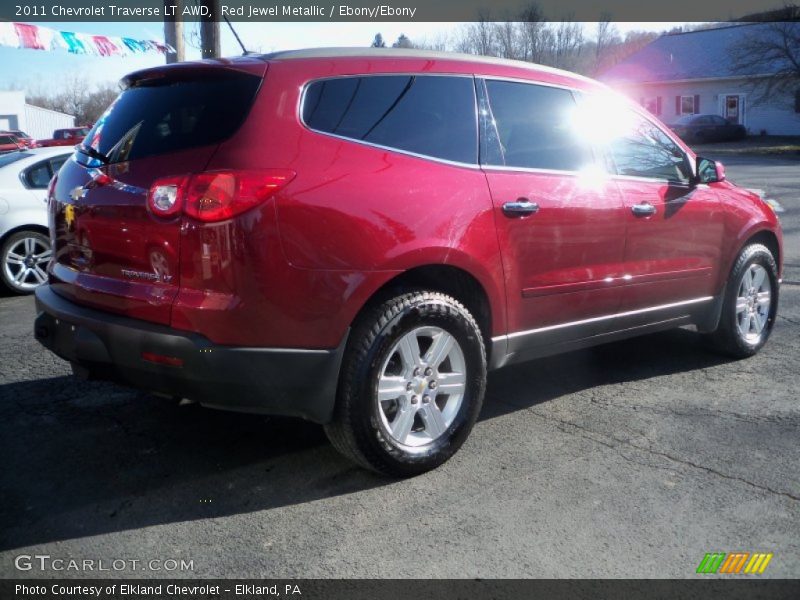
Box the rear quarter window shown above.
[302,75,478,165]
[85,70,262,164]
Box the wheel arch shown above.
[351,264,497,355]
[743,229,781,277]
[1,224,49,246]
[701,226,782,333]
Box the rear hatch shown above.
[48,61,265,324]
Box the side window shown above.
[24,160,53,189]
[50,156,68,173]
[302,75,478,164]
[606,111,692,184]
[483,80,592,171]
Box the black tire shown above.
[705,243,779,358]
[0,230,51,295]
[324,291,487,477]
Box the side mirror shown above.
[696,156,725,184]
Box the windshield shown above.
[675,115,697,125]
[0,152,31,167]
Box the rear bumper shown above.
[34,285,346,423]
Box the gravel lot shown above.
[1,153,798,579]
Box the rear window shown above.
[302,75,478,164]
[83,70,261,164]
[0,135,16,144]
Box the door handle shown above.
[502,199,539,217]
[631,202,657,217]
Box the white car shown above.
[0,147,73,293]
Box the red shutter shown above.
[675,96,681,115]
[656,96,662,116]
[694,94,700,114]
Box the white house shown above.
[601,23,800,135]
[0,91,75,139]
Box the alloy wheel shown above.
[376,326,467,447]
[735,263,772,344]
[3,235,51,292]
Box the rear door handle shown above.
[502,199,539,217]
[631,202,657,217]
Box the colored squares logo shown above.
[697,552,773,574]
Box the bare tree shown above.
[26,74,120,125]
[392,34,414,49]
[550,20,584,70]
[730,20,800,106]
[518,3,549,63]
[495,21,520,59]
[455,12,497,56]
[594,16,621,74]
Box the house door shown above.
[723,95,744,125]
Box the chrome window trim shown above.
[479,74,583,94]
[480,164,588,177]
[492,296,714,342]
[298,73,481,169]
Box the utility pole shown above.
[163,0,185,64]
[200,0,221,59]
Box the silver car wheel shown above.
[3,235,51,292]
[735,263,772,345]
[376,326,467,447]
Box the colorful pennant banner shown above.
[0,22,175,57]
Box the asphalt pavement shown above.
[0,153,798,578]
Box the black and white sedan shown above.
[0,148,72,293]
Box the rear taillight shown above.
[147,170,295,222]
[184,170,295,222]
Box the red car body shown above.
[5,130,38,148]
[35,50,782,425]
[37,127,89,147]
[0,133,24,153]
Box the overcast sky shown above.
[0,21,690,93]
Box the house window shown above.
[680,95,697,115]
[643,96,662,116]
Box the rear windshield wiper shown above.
[78,144,110,165]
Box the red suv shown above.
[35,49,782,476]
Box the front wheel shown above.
[705,243,779,358]
[325,291,487,477]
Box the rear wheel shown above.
[325,291,486,476]
[1,230,51,294]
[705,243,778,358]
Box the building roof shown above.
[601,22,800,84]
